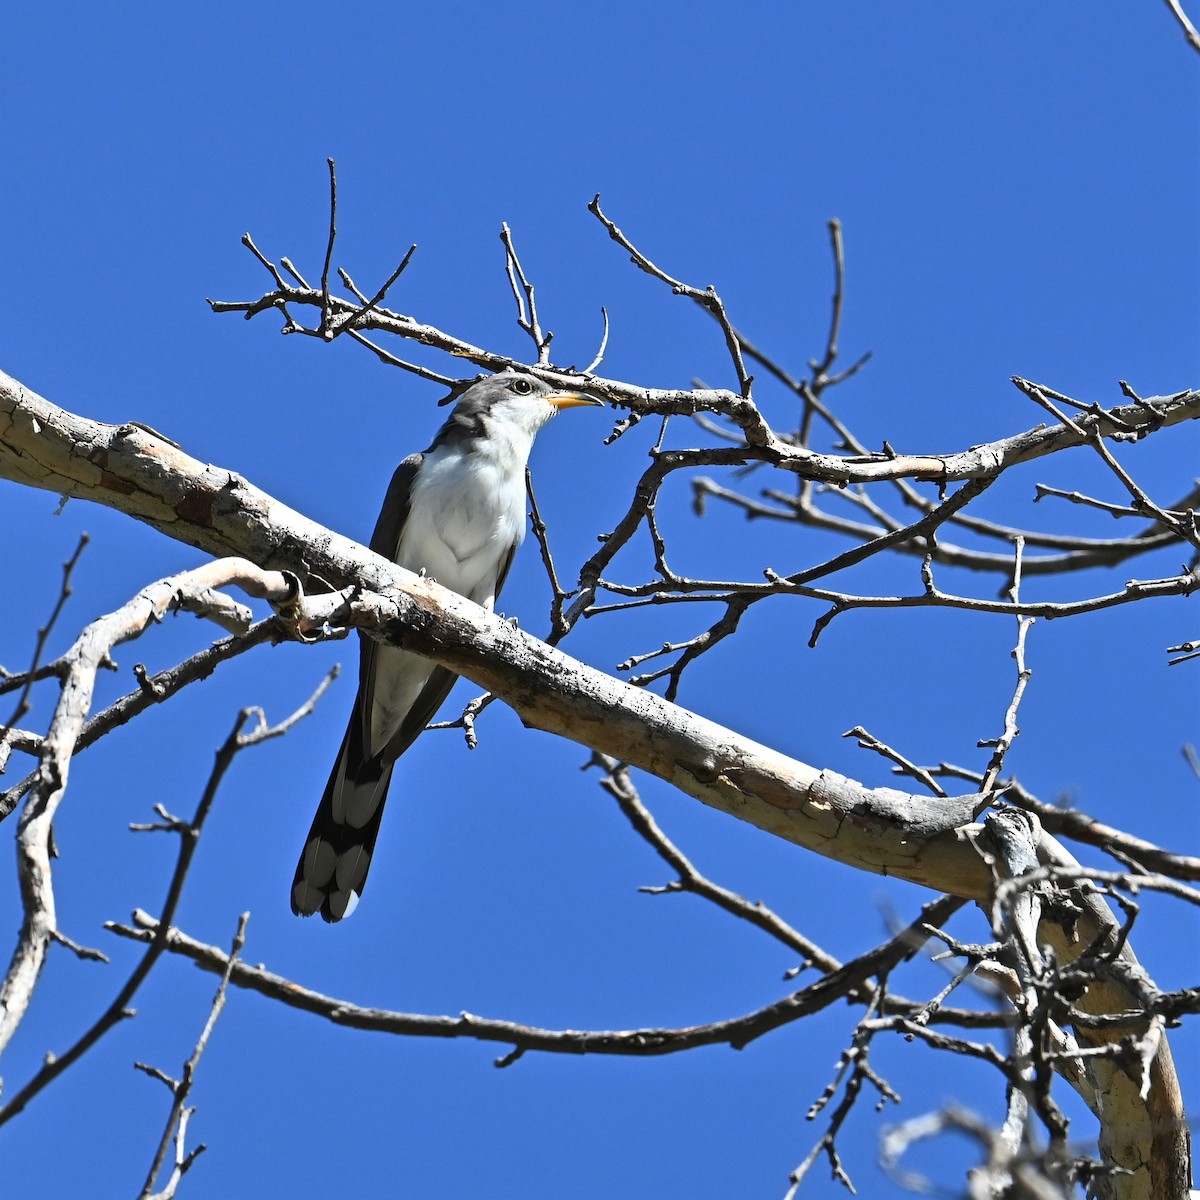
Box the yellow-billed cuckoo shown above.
[292,369,601,921]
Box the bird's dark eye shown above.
[511,378,534,395]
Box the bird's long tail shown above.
[291,720,395,922]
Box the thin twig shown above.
[137,912,249,1200]
[335,245,417,331]
[589,194,755,400]
[811,218,846,381]
[1,533,89,735]
[979,538,1034,795]
[583,306,609,374]
[525,468,571,640]
[843,726,948,798]
[319,158,337,337]
[1013,377,1199,551]
[501,223,552,364]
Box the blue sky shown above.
[3,4,1197,1197]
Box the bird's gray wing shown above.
[368,455,421,572]
[492,539,518,606]
[358,451,427,747]
[361,450,463,763]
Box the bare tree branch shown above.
[0,533,89,740]
[137,912,248,1200]
[107,892,988,1067]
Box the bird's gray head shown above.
[438,369,602,442]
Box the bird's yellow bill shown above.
[546,391,603,409]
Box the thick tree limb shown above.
[1027,837,1193,1200]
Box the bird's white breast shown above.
[396,431,531,604]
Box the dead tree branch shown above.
[136,912,249,1200]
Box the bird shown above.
[292,369,602,921]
